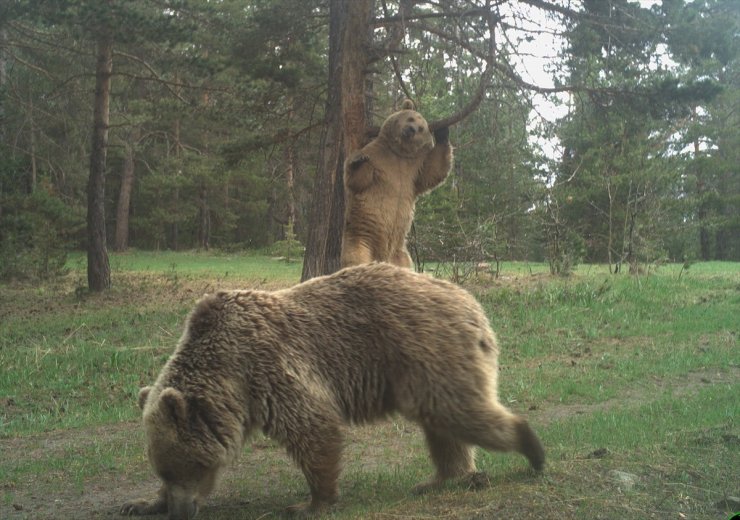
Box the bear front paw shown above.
[347,153,370,172]
[433,126,449,145]
[285,499,332,518]
[120,497,167,516]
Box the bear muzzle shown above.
[401,125,418,139]
[167,496,198,520]
[165,486,199,520]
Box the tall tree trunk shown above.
[284,141,296,232]
[28,89,37,192]
[198,183,210,250]
[113,129,138,251]
[606,174,616,273]
[301,0,374,281]
[693,107,711,261]
[0,26,6,220]
[172,117,181,250]
[339,0,373,155]
[87,35,113,291]
[0,26,6,144]
[301,0,346,281]
[284,97,296,235]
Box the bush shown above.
[0,170,82,281]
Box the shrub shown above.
[0,160,82,281]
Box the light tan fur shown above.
[121,263,544,519]
[341,100,453,268]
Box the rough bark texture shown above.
[0,27,6,220]
[114,134,136,252]
[339,0,373,156]
[302,0,376,281]
[198,184,210,251]
[87,36,113,292]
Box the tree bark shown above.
[113,129,138,252]
[284,140,296,232]
[198,183,210,250]
[172,117,181,250]
[339,0,373,156]
[28,90,37,192]
[301,0,374,281]
[0,26,6,142]
[87,35,113,291]
[0,26,6,220]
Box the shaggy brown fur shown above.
[341,100,453,268]
[120,263,544,519]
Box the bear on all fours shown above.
[121,263,544,519]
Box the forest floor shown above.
[1,254,738,519]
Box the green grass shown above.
[67,249,303,282]
[0,254,737,519]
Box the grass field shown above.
[1,253,738,519]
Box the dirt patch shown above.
[527,366,740,425]
[2,367,735,520]
[0,421,427,520]
[0,271,297,325]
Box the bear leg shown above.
[448,404,545,472]
[286,424,342,516]
[514,418,546,471]
[340,239,373,268]
[412,426,479,495]
[389,246,413,269]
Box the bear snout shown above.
[402,125,417,139]
[166,495,198,520]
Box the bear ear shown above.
[137,386,152,410]
[401,99,415,110]
[159,387,188,425]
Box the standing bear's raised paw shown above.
[433,125,449,145]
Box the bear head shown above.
[378,99,435,158]
[138,385,228,520]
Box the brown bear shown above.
[341,100,453,268]
[120,263,544,519]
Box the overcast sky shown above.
[508,0,664,158]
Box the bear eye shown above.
[407,117,415,123]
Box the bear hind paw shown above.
[411,471,490,496]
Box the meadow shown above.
[1,252,738,519]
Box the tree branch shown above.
[516,0,582,21]
[380,0,415,103]
[114,50,190,103]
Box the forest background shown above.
[0,0,738,288]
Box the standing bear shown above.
[121,263,544,519]
[341,100,453,268]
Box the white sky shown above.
[506,0,664,158]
